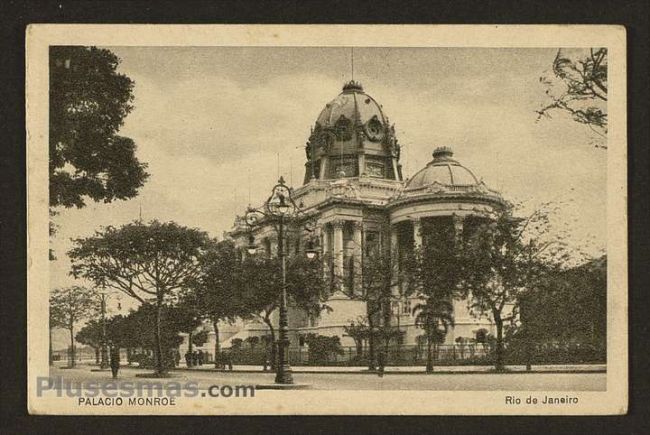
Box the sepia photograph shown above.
[25,25,627,415]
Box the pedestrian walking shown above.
[110,345,120,379]
[377,350,385,378]
[184,351,192,367]
[197,350,204,366]
[223,351,233,371]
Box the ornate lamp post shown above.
[245,177,318,385]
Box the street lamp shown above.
[98,288,110,370]
[246,233,257,255]
[305,239,318,260]
[245,176,318,385]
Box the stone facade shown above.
[204,81,509,352]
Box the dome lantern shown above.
[342,80,364,93]
[432,146,455,162]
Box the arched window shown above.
[334,115,353,141]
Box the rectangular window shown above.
[366,162,384,178]
[329,156,358,178]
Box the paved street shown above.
[49,364,606,391]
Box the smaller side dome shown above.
[404,147,479,191]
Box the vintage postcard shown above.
[26,24,627,415]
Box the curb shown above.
[167,367,607,375]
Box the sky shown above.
[50,46,607,296]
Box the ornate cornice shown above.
[388,190,507,210]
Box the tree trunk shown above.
[49,326,54,366]
[382,335,390,372]
[154,297,165,376]
[380,299,391,372]
[367,310,376,371]
[188,332,193,356]
[95,347,100,365]
[494,313,505,372]
[69,325,75,368]
[426,333,433,373]
[367,325,376,370]
[212,318,221,369]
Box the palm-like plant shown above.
[413,299,454,373]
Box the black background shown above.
[1,1,648,433]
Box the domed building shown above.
[185,81,508,361]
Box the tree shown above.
[49,46,148,209]
[304,334,344,365]
[75,319,104,364]
[49,308,56,365]
[459,209,554,371]
[172,296,204,360]
[516,255,606,356]
[408,221,461,373]
[49,286,96,367]
[107,305,186,369]
[537,48,608,148]
[343,317,371,357]
[412,302,453,371]
[245,336,260,350]
[240,254,327,369]
[345,246,400,371]
[68,220,210,376]
[408,222,457,359]
[190,240,248,368]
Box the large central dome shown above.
[303,81,402,184]
[316,81,388,130]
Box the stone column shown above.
[352,221,363,295]
[390,224,400,296]
[453,214,464,242]
[358,153,366,177]
[332,220,345,290]
[321,224,331,282]
[391,157,400,180]
[390,224,399,263]
[412,217,422,250]
[321,225,330,256]
[320,157,329,180]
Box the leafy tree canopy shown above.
[240,254,329,321]
[69,220,211,304]
[50,46,149,208]
[518,255,606,346]
[537,48,608,147]
[75,319,104,349]
[107,304,185,352]
[49,286,97,329]
[190,240,249,323]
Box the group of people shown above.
[184,349,206,367]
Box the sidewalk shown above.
[173,363,606,374]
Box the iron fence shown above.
[223,342,605,367]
